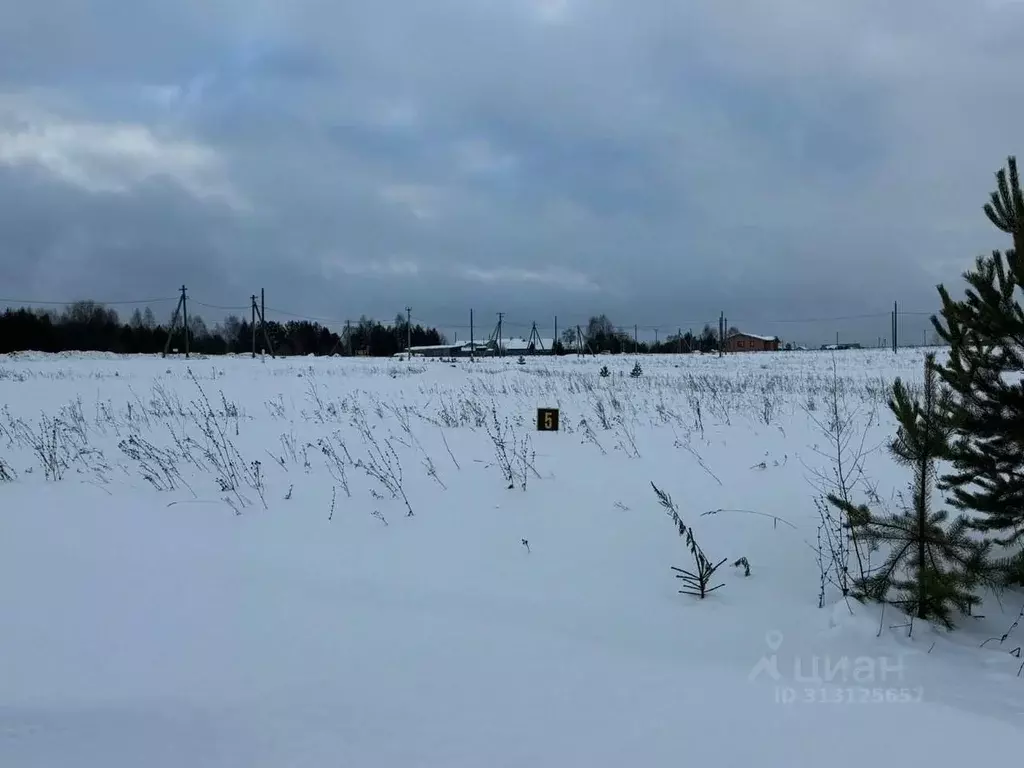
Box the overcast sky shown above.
[0,0,1021,347]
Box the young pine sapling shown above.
[652,482,726,599]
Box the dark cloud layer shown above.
[1,0,1022,346]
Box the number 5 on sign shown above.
[537,408,559,431]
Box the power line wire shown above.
[0,294,943,336]
[192,300,250,311]
[0,296,179,306]
[263,305,350,325]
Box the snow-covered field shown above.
[1,348,1022,766]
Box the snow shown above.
[498,336,553,351]
[404,338,552,355]
[729,331,779,342]
[1,348,1022,766]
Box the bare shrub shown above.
[0,456,14,483]
[803,356,879,607]
[117,434,189,492]
[577,417,606,454]
[351,411,413,516]
[484,406,538,491]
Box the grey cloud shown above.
[0,167,236,311]
[0,0,1022,347]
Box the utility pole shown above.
[553,315,557,355]
[677,327,682,354]
[718,311,724,358]
[406,306,412,360]
[249,289,276,357]
[345,320,352,356]
[181,285,189,358]
[470,308,474,359]
[654,328,659,347]
[497,312,504,357]
[161,285,188,358]
[250,295,257,358]
[634,324,638,354]
[892,301,899,353]
[527,322,544,352]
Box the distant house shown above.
[403,343,460,358]
[402,336,558,358]
[725,331,780,352]
[456,342,492,357]
[484,337,554,356]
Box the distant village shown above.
[399,330,865,358]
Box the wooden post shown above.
[161,289,185,359]
[718,311,724,357]
[181,285,189,358]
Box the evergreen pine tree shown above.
[931,156,1024,551]
[828,354,990,628]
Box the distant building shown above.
[725,331,780,352]
[402,344,460,358]
[492,336,554,355]
[401,336,559,359]
[456,342,492,357]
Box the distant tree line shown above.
[0,301,769,357]
[564,315,735,354]
[0,302,446,357]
